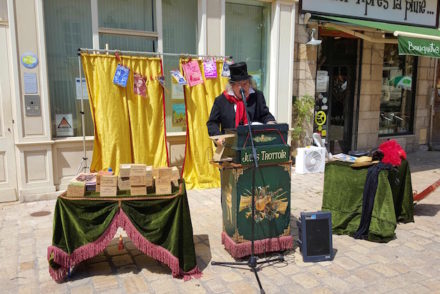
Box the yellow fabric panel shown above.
[180,59,229,189]
[81,54,133,175]
[81,54,168,175]
[123,57,169,168]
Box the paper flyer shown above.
[113,64,130,87]
[203,58,218,79]
[182,61,203,87]
[133,73,147,97]
[170,70,187,85]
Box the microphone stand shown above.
[211,88,284,294]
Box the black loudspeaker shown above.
[297,211,333,262]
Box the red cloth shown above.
[223,90,248,128]
[379,140,406,166]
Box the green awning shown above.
[318,15,440,58]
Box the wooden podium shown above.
[213,124,293,258]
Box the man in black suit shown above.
[207,62,276,146]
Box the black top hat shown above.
[229,62,251,82]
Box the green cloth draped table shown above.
[47,181,200,282]
[322,160,414,242]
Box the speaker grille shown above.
[305,218,330,256]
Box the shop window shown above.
[225,1,271,100]
[44,0,93,137]
[0,0,7,24]
[45,0,199,137]
[98,0,156,51]
[380,44,416,136]
[162,0,198,132]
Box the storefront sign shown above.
[398,36,440,58]
[301,0,438,28]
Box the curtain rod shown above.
[78,48,232,59]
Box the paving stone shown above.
[1,150,440,293]
[291,272,320,289]
[70,285,94,294]
[112,254,133,267]
[122,275,149,293]
[149,278,178,294]
[92,275,119,292]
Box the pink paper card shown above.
[133,73,147,97]
[203,58,218,79]
[182,60,204,87]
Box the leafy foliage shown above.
[292,95,315,147]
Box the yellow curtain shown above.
[82,54,168,175]
[180,59,229,189]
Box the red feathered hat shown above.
[378,140,406,166]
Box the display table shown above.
[322,160,414,242]
[47,182,200,282]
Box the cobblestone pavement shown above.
[1,151,439,293]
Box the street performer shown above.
[206,62,276,146]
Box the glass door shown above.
[316,37,358,154]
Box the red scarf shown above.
[223,90,248,127]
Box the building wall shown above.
[292,15,317,147]
[357,33,383,150]
[358,33,435,152]
[293,22,435,153]
[3,0,297,201]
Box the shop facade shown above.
[0,0,296,202]
[295,0,439,155]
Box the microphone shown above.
[240,87,246,100]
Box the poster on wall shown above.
[75,78,88,100]
[24,73,38,94]
[172,81,184,99]
[249,71,261,90]
[172,103,186,127]
[316,71,329,93]
[56,114,74,137]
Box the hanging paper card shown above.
[113,64,130,87]
[221,60,234,77]
[170,70,187,85]
[203,58,217,79]
[182,60,203,87]
[157,76,165,87]
[133,73,147,97]
[172,81,184,99]
[172,103,186,127]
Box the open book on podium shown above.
[209,134,235,162]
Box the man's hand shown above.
[216,138,225,146]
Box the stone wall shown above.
[356,33,383,150]
[292,16,317,147]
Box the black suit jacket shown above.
[206,90,275,136]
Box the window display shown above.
[380,44,416,135]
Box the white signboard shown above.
[24,72,38,94]
[301,0,438,28]
[56,114,74,137]
[316,70,329,93]
[75,78,88,100]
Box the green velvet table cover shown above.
[48,182,200,282]
[322,160,414,242]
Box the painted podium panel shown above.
[218,124,293,258]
